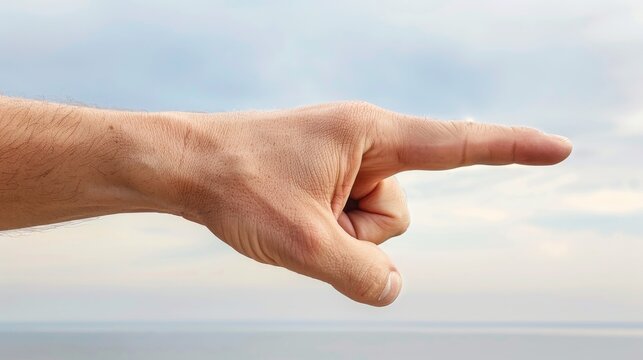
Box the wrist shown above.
[93,108,192,216]
[104,108,232,219]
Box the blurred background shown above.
[1,0,642,325]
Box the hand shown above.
[161,101,572,306]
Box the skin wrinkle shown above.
[332,147,361,218]
[511,126,518,163]
[331,169,351,218]
[354,185,388,218]
[300,118,344,211]
[36,166,53,179]
[178,122,192,169]
[460,124,469,167]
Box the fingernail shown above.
[551,134,572,144]
[378,271,402,305]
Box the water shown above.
[1,323,642,359]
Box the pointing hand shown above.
[166,102,572,306]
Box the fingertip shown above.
[516,131,573,166]
[376,270,403,307]
[547,133,573,164]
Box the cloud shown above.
[561,189,643,215]
[614,110,643,136]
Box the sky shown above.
[0,0,642,322]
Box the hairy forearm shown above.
[0,96,191,229]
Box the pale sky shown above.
[1,0,642,322]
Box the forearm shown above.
[0,96,188,230]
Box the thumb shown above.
[331,235,403,306]
[292,216,403,307]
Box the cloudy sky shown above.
[1,0,642,322]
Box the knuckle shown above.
[395,212,411,236]
[382,212,410,238]
[449,119,477,135]
[317,101,381,148]
[514,125,539,135]
[331,101,379,126]
[339,100,377,116]
[388,180,410,237]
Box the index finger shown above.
[374,114,573,172]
